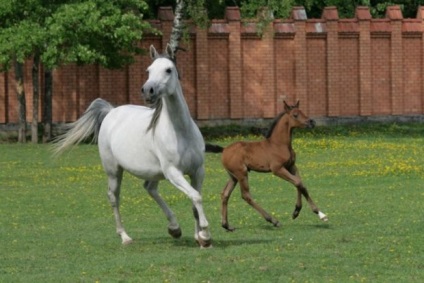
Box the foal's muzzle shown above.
[307,119,316,129]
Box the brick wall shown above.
[1,5,424,124]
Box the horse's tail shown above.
[205,143,224,153]
[52,98,114,156]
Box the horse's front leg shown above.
[168,167,212,248]
[106,169,133,245]
[144,181,181,238]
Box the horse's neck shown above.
[162,85,193,132]
[269,116,293,147]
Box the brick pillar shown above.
[196,26,209,119]
[158,7,174,50]
[417,6,424,114]
[263,19,276,118]
[0,73,6,123]
[387,5,404,115]
[292,7,308,107]
[356,6,372,116]
[322,6,340,117]
[226,7,243,119]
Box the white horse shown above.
[53,44,212,248]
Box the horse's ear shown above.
[294,100,300,108]
[150,45,159,60]
[165,43,175,60]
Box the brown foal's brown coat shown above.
[220,101,325,231]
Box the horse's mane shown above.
[265,111,286,138]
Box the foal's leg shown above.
[166,167,211,248]
[221,175,238,231]
[144,181,181,238]
[273,165,328,222]
[238,174,281,228]
[106,168,133,244]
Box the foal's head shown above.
[284,100,316,129]
[141,44,180,106]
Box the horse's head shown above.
[284,100,316,129]
[141,44,179,106]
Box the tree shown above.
[0,0,153,142]
[0,0,45,143]
[40,0,151,141]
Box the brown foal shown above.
[210,101,328,231]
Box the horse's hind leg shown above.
[106,168,133,244]
[144,181,181,238]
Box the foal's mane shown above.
[146,54,179,133]
[265,111,286,138]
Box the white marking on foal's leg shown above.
[318,211,328,222]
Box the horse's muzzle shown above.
[307,119,316,129]
[141,84,159,105]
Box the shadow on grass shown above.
[129,234,274,249]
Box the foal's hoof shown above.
[318,211,328,222]
[292,206,302,219]
[168,227,182,239]
[222,223,236,232]
[273,221,281,228]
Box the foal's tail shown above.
[205,143,224,153]
[52,98,114,156]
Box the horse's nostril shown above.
[141,87,144,94]
[149,88,154,94]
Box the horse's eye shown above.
[293,113,298,118]
[166,68,172,74]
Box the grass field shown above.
[0,123,423,282]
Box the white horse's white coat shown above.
[53,45,211,247]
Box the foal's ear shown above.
[283,100,291,111]
[165,43,175,60]
[294,100,300,108]
[150,45,159,60]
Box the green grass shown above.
[1,123,423,282]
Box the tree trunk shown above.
[14,60,26,143]
[169,0,185,54]
[43,69,52,143]
[32,54,40,143]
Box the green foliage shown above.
[0,0,152,70]
[42,0,151,69]
[1,123,423,281]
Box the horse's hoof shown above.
[197,237,213,248]
[122,239,133,245]
[273,221,281,227]
[168,227,182,238]
[195,230,212,248]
